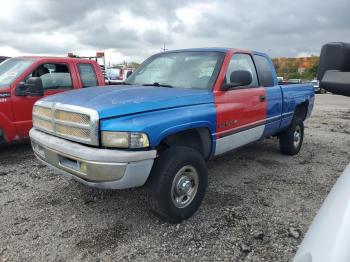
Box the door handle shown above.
[259,95,266,102]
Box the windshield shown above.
[0,58,35,88]
[126,51,224,89]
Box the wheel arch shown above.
[294,100,309,120]
[156,127,213,159]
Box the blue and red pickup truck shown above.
[29,48,314,222]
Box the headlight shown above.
[101,131,150,148]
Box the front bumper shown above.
[29,128,157,189]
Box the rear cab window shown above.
[253,55,275,87]
[77,63,97,87]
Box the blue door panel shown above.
[263,86,283,137]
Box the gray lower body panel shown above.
[215,125,265,155]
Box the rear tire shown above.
[279,118,304,155]
[146,146,208,223]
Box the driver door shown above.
[11,62,74,139]
[214,52,267,155]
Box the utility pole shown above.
[161,43,168,52]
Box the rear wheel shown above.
[147,146,207,223]
[279,118,304,155]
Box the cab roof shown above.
[14,56,97,63]
[161,47,269,57]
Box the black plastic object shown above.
[221,70,253,91]
[0,56,9,63]
[15,77,44,97]
[317,42,350,96]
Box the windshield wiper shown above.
[142,82,174,88]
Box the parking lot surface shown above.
[0,94,349,262]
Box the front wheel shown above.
[146,146,208,223]
[279,118,304,155]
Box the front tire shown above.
[147,146,208,223]
[279,118,304,155]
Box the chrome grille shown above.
[33,106,52,118]
[32,117,53,132]
[55,110,90,124]
[55,123,91,139]
[32,102,99,145]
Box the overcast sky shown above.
[1,0,350,64]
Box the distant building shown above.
[298,67,306,73]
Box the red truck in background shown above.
[0,56,105,144]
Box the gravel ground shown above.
[0,94,349,262]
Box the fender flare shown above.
[154,121,215,157]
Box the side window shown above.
[253,55,274,87]
[226,54,258,87]
[77,64,97,87]
[27,63,73,90]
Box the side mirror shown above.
[15,77,44,97]
[221,70,253,91]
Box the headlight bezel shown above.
[101,131,150,149]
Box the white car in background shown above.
[311,79,326,94]
[106,67,134,85]
[105,68,121,84]
[288,78,302,84]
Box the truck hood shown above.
[42,85,214,119]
